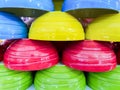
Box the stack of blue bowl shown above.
[0,0,54,17]
[0,12,28,39]
[62,0,120,18]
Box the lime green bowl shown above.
[0,63,33,90]
[34,64,86,90]
[35,80,85,90]
[87,65,120,90]
[0,75,32,89]
[35,73,85,84]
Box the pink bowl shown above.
[4,59,58,71]
[62,40,116,72]
[4,39,59,71]
[0,39,14,60]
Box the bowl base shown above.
[66,8,118,18]
[0,8,48,17]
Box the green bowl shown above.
[35,80,85,90]
[35,73,84,84]
[36,70,82,79]
[87,66,120,90]
[0,74,32,89]
[44,64,74,73]
[35,64,86,90]
[0,72,31,83]
[88,75,120,90]
[0,63,17,72]
[89,73,120,85]
[0,79,32,90]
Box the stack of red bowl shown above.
[0,40,14,60]
[4,39,59,71]
[62,40,116,72]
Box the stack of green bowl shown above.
[0,63,33,90]
[87,66,120,90]
[34,64,86,90]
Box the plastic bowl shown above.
[62,40,117,72]
[34,64,86,90]
[4,39,59,71]
[62,0,119,18]
[0,12,28,39]
[29,11,85,41]
[86,13,120,42]
[0,63,32,90]
[88,65,120,90]
[0,0,54,17]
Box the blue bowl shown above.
[0,12,28,39]
[62,0,119,18]
[0,0,54,17]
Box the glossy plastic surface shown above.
[86,14,120,42]
[4,39,59,71]
[0,12,28,39]
[62,0,120,11]
[62,40,116,72]
[88,66,120,90]
[62,0,119,18]
[0,63,33,90]
[0,0,54,17]
[34,64,86,90]
[29,11,85,41]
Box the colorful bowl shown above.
[0,39,14,60]
[62,40,116,72]
[34,64,86,90]
[4,39,59,71]
[87,65,120,90]
[0,12,28,39]
[0,63,32,90]
[29,11,85,41]
[62,0,119,18]
[116,47,120,64]
[0,0,54,17]
[86,13,120,42]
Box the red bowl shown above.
[4,59,58,71]
[62,40,116,72]
[0,39,14,60]
[0,46,4,60]
[4,39,59,71]
[116,48,120,64]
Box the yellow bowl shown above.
[86,13,120,42]
[29,11,85,41]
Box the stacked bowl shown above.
[87,65,120,90]
[0,0,54,17]
[4,39,59,71]
[0,0,120,90]
[0,63,33,90]
[62,0,119,18]
[86,14,120,42]
[29,11,85,41]
[0,39,14,60]
[34,64,86,90]
[62,40,116,72]
[0,12,28,39]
